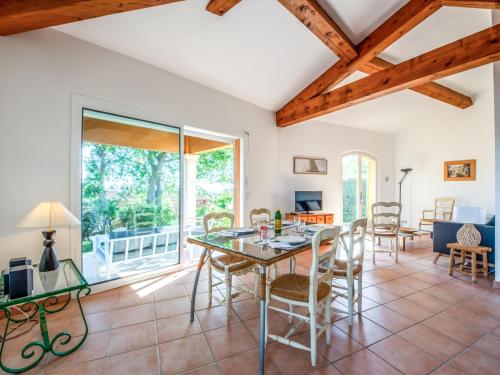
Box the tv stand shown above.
[286,212,334,225]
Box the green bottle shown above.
[274,210,282,234]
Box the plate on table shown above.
[275,235,306,244]
[230,228,256,234]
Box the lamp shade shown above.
[17,202,80,230]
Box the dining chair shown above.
[370,202,402,263]
[204,212,259,316]
[250,207,296,278]
[265,226,340,366]
[249,208,272,227]
[326,218,367,326]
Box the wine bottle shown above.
[274,210,282,235]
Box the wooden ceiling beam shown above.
[276,0,357,60]
[279,0,443,111]
[206,0,241,16]
[441,0,500,9]
[361,57,473,108]
[0,0,183,36]
[277,25,500,127]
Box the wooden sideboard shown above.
[286,212,334,224]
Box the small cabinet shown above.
[286,212,335,225]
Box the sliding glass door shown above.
[183,130,240,264]
[81,109,181,284]
[342,152,377,223]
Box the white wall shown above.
[0,29,278,269]
[276,121,395,221]
[395,65,495,227]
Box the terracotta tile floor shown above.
[2,238,500,374]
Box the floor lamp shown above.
[398,168,413,206]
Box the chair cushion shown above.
[270,274,331,302]
[332,259,363,277]
[211,254,255,273]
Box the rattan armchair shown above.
[419,198,455,232]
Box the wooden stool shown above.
[446,243,491,282]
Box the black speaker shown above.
[8,265,33,299]
[7,257,33,299]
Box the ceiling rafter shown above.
[279,0,445,111]
[206,0,241,16]
[0,0,183,36]
[276,0,357,60]
[361,58,473,109]
[440,0,500,9]
[276,25,500,127]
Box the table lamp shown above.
[17,202,80,272]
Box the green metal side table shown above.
[0,259,91,373]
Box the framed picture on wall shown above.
[444,159,476,181]
[293,157,328,175]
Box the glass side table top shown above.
[0,259,88,308]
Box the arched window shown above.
[342,152,377,223]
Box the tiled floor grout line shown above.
[428,321,500,374]
[27,242,498,375]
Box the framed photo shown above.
[444,159,476,181]
[293,157,327,175]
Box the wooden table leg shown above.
[459,250,465,272]
[482,251,488,277]
[448,248,455,276]
[190,248,208,322]
[258,265,268,375]
[471,251,477,283]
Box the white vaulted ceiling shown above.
[54,0,494,134]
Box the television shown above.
[295,191,323,213]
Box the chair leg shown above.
[288,304,293,323]
[309,306,317,367]
[372,234,376,263]
[225,269,232,317]
[395,236,400,264]
[290,256,296,273]
[347,274,354,326]
[325,294,332,345]
[357,274,363,313]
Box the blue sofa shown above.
[433,221,495,265]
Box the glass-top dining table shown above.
[187,224,345,375]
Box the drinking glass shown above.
[259,225,270,244]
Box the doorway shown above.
[342,152,377,223]
[183,129,241,264]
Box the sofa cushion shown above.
[486,215,495,227]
